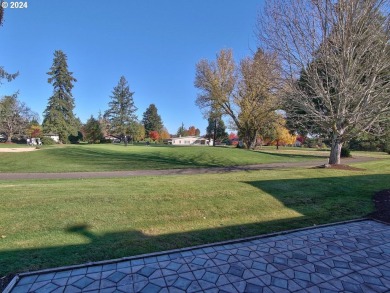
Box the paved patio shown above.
[7,219,390,293]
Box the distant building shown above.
[44,133,60,143]
[104,135,120,141]
[166,136,213,146]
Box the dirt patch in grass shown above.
[312,164,366,171]
[0,147,38,152]
[327,164,366,171]
[369,189,390,224]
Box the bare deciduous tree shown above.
[258,0,390,164]
[0,94,38,142]
[194,49,280,149]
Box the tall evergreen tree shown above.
[84,115,104,143]
[104,76,138,138]
[206,116,227,142]
[42,50,78,143]
[177,122,188,137]
[142,104,163,137]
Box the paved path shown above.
[0,157,374,180]
[6,219,390,293]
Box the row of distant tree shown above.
[0,48,203,144]
[1,6,208,144]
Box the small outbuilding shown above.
[44,133,60,143]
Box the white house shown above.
[167,136,213,146]
[44,133,60,143]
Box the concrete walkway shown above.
[6,219,390,293]
[0,157,374,180]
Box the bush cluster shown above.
[341,147,351,158]
[41,137,56,145]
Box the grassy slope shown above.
[0,159,389,276]
[0,144,328,172]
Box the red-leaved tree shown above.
[229,132,238,140]
[229,132,239,146]
[296,135,305,144]
[149,130,160,141]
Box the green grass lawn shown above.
[0,144,329,172]
[1,159,389,276]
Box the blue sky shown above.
[0,0,262,134]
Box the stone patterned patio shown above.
[7,220,390,293]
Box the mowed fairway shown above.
[1,158,389,276]
[0,144,328,172]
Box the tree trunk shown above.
[329,139,343,165]
[245,134,257,150]
[243,129,258,150]
[213,119,217,147]
[249,138,257,150]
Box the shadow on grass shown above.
[43,146,328,171]
[244,174,390,220]
[254,150,327,160]
[0,217,309,278]
[1,173,389,278]
[43,146,211,170]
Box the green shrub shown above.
[341,147,351,158]
[41,137,56,145]
[99,138,112,144]
[236,141,247,149]
[304,138,318,148]
[11,136,27,144]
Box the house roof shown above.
[170,136,202,140]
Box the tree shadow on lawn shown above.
[45,146,327,171]
[0,217,307,279]
[43,147,215,170]
[1,173,389,279]
[254,150,327,160]
[243,174,390,219]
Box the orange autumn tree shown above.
[160,128,170,140]
[188,126,197,136]
[27,124,42,138]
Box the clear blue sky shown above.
[0,0,262,135]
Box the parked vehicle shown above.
[27,137,42,146]
[0,133,8,143]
